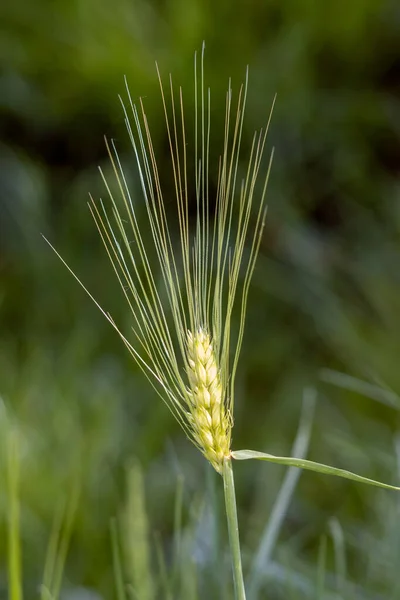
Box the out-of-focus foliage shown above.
[1,1,400,598]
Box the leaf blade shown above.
[231,449,400,491]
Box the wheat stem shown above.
[223,457,246,600]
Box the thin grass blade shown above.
[231,450,400,491]
[7,428,22,600]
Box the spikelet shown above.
[186,328,230,473]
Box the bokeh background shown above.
[1,1,400,598]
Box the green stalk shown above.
[223,457,246,600]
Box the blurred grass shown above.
[1,0,400,598]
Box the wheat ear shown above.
[186,328,231,473]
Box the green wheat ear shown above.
[44,43,400,492]
[83,43,274,474]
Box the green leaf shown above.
[231,450,400,491]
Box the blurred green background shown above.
[1,0,400,598]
